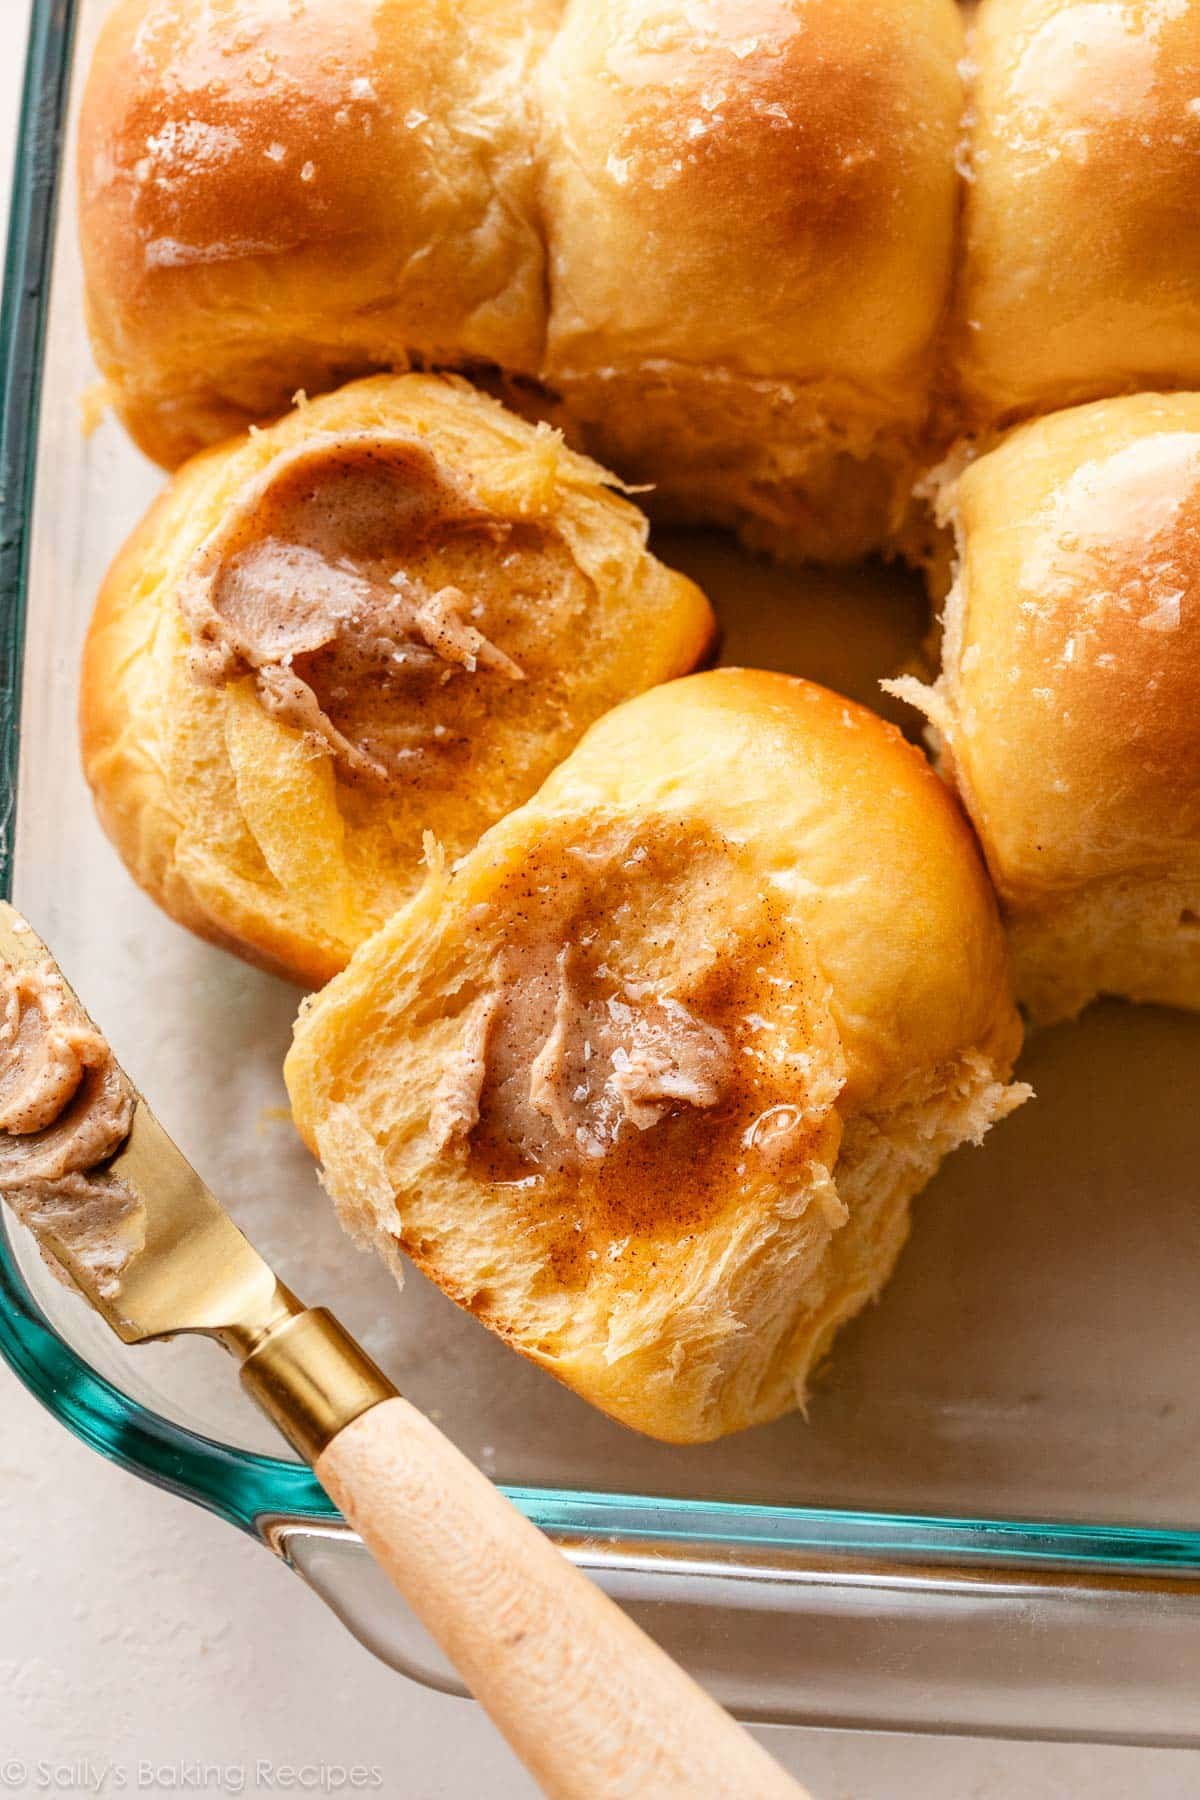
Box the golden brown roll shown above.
[953,0,1200,426]
[285,669,1027,1443]
[536,0,965,560]
[80,373,714,987]
[78,0,556,467]
[893,394,1200,1023]
[79,0,965,561]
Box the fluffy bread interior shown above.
[80,373,714,987]
[286,670,1028,1442]
[1009,879,1200,1025]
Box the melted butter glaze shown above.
[431,816,846,1289]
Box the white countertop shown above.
[0,6,1197,1795]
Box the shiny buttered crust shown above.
[79,0,556,466]
[76,0,1200,542]
[79,373,714,988]
[79,0,964,559]
[536,0,964,558]
[898,394,1200,1022]
[285,670,1026,1443]
[954,0,1200,424]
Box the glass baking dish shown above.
[7,0,1200,1746]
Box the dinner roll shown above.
[80,374,714,987]
[892,394,1200,1023]
[79,0,964,561]
[285,669,1027,1443]
[537,0,965,561]
[954,0,1200,425]
[78,0,555,468]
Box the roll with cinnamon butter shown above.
[285,669,1028,1442]
[80,374,714,985]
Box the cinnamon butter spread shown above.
[430,820,848,1285]
[180,433,537,788]
[0,961,142,1299]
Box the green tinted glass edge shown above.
[2,0,1200,1571]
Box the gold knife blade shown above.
[0,901,394,1458]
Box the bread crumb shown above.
[78,381,111,440]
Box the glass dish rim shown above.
[4,0,1200,1573]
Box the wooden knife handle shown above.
[316,1397,809,1800]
